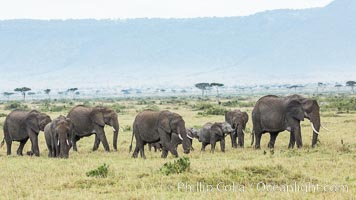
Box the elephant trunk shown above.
[310,111,321,148]
[178,125,191,154]
[112,118,119,151]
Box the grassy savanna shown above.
[0,96,355,199]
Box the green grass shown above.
[0,96,355,199]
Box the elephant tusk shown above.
[57,140,60,146]
[186,134,193,140]
[310,123,320,135]
[66,139,70,146]
[113,128,117,132]
[242,130,246,135]
[321,125,330,132]
[178,134,183,141]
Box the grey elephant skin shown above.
[198,122,234,153]
[67,105,119,152]
[252,94,321,149]
[159,128,199,157]
[130,110,191,159]
[148,128,198,151]
[1,110,51,156]
[44,115,73,158]
[225,110,249,148]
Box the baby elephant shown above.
[44,115,73,158]
[198,122,234,153]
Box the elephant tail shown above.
[251,130,255,146]
[129,130,134,153]
[0,138,4,148]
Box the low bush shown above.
[86,163,109,178]
[4,101,28,110]
[160,157,190,175]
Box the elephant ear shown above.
[90,109,105,127]
[301,99,317,113]
[26,111,40,133]
[242,112,249,124]
[159,114,171,133]
[211,123,223,137]
[286,100,304,121]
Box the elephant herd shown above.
[0,94,323,159]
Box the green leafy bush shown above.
[86,163,109,178]
[111,103,126,113]
[160,157,190,175]
[4,102,28,110]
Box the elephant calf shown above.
[44,115,73,158]
[225,110,249,148]
[1,110,51,156]
[198,122,234,153]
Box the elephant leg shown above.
[139,142,146,159]
[293,124,302,148]
[201,143,207,151]
[17,138,29,156]
[148,144,152,151]
[311,132,318,148]
[93,134,101,151]
[161,147,169,158]
[158,128,178,157]
[230,133,237,148]
[71,135,80,152]
[210,141,216,153]
[95,127,110,152]
[28,131,40,157]
[237,131,245,148]
[220,139,225,152]
[255,131,262,149]
[288,131,295,149]
[5,138,12,156]
[268,132,279,149]
[132,146,139,158]
[189,139,194,151]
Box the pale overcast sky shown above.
[0,0,333,19]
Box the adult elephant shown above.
[129,110,191,159]
[198,122,234,153]
[225,110,249,148]
[44,115,73,158]
[1,110,52,156]
[251,94,321,149]
[67,105,119,152]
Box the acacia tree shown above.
[44,89,51,99]
[14,87,31,101]
[210,83,224,97]
[195,83,211,96]
[316,82,324,95]
[66,88,78,99]
[3,92,14,101]
[335,84,342,93]
[346,81,356,94]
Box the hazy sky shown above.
[0,0,333,19]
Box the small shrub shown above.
[160,157,190,175]
[86,163,109,178]
[111,103,126,113]
[141,105,160,112]
[204,106,227,115]
[0,113,7,118]
[4,101,28,110]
